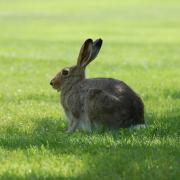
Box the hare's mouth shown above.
[50,83,59,91]
[52,85,60,92]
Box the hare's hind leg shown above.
[86,88,127,128]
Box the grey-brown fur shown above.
[50,38,145,133]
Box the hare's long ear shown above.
[77,39,93,68]
[80,38,103,67]
[90,39,103,61]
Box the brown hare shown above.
[50,38,145,133]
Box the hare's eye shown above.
[62,69,69,76]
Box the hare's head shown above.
[50,38,103,91]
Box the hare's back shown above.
[82,78,136,96]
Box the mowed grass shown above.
[0,0,180,179]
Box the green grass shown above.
[0,0,180,179]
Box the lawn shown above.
[0,0,180,179]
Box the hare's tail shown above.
[132,97,145,125]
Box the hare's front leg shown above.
[66,120,78,133]
[65,110,78,133]
[77,113,92,133]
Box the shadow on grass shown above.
[0,126,179,180]
[0,106,179,152]
[0,109,179,179]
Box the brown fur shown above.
[50,38,145,133]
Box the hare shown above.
[50,38,145,133]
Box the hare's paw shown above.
[66,120,78,133]
[130,124,146,130]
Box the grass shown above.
[0,0,180,179]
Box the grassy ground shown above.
[0,0,180,179]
